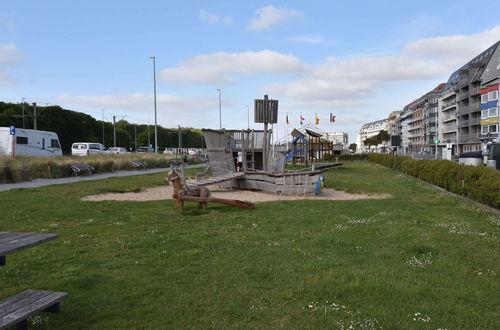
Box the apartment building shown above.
[438,84,458,158]
[387,110,401,136]
[399,84,444,155]
[325,131,349,148]
[356,119,388,152]
[359,40,500,157]
[479,44,500,143]
[439,41,500,154]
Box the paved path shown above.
[0,164,206,192]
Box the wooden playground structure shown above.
[166,95,341,210]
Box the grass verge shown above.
[0,161,498,329]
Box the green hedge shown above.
[369,154,500,209]
[324,153,369,161]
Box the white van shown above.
[71,142,106,156]
[0,127,62,157]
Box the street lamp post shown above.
[246,105,249,130]
[217,88,222,129]
[102,109,105,147]
[149,56,158,153]
[21,98,25,128]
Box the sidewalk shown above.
[0,164,206,192]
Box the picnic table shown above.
[0,232,59,266]
[0,231,67,330]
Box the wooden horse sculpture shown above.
[165,170,255,211]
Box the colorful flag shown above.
[300,114,305,125]
[315,113,320,125]
[286,114,289,125]
[330,113,336,123]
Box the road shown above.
[0,164,206,192]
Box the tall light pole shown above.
[21,98,26,128]
[246,105,250,130]
[217,88,222,129]
[149,56,158,153]
[101,109,105,147]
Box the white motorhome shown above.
[0,127,63,157]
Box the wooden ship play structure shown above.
[184,95,340,197]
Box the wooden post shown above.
[263,122,268,172]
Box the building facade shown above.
[325,131,349,149]
[356,119,388,152]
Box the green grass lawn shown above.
[0,162,498,329]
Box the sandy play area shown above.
[82,185,391,202]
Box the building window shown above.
[481,94,489,103]
[482,109,489,119]
[489,107,499,117]
[488,90,498,101]
[482,124,498,134]
[16,136,28,144]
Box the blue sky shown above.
[1,0,500,143]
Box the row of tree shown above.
[0,102,205,154]
[363,130,390,147]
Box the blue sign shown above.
[9,126,15,135]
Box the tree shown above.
[349,143,357,152]
[378,130,390,143]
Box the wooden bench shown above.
[0,232,59,267]
[131,160,149,169]
[70,163,94,176]
[0,289,68,330]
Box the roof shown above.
[360,119,387,130]
[443,41,500,92]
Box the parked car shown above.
[136,146,155,153]
[107,147,129,154]
[71,142,106,156]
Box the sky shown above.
[1,0,500,144]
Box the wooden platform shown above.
[187,172,245,187]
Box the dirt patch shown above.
[81,185,391,202]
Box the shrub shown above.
[0,153,202,181]
[324,153,369,161]
[369,154,500,209]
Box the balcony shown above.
[469,117,480,125]
[442,123,458,132]
[441,100,457,110]
[442,135,457,144]
[458,134,469,143]
[470,86,480,95]
[459,119,469,127]
[458,106,469,116]
[441,114,457,122]
[469,103,480,113]
[460,91,470,100]
[458,132,480,144]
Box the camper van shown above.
[0,127,63,157]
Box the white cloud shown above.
[56,92,221,127]
[403,25,500,70]
[198,9,232,25]
[247,5,302,31]
[0,43,22,87]
[289,35,336,45]
[161,50,307,84]
[268,26,500,101]
[0,43,22,64]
